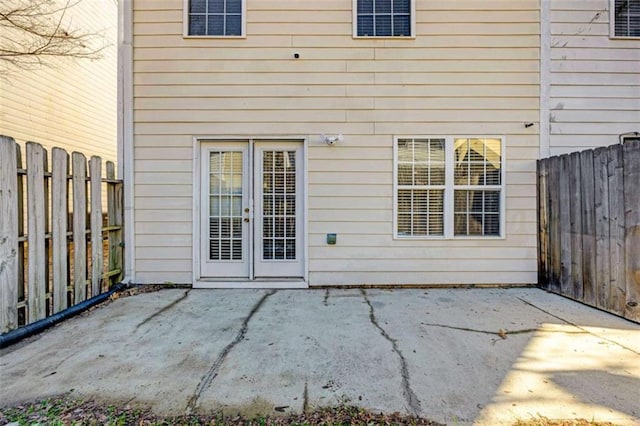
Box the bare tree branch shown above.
[0,0,107,73]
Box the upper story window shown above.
[187,0,244,37]
[354,0,414,37]
[612,0,640,37]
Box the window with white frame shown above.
[612,0,640,37]
[395,137,504,238]
[355,0,413,37]
[187,0,243,36]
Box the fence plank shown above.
[90,156,103,297]
[0,136,19,332]
[594,147,610,310]
[114,180,124,284]
[548,155,561,292]
[559,154,572,295]
[608,144,625,315]
[26,142,47,322]
[623,140,640,321]
[106,162,119,287]
[72,152,87,304]
[52,148,69,313]
[568,152,583,300]
[537,159,549,288]
[580,149,597,306]
[537,159,549,286]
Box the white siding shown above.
[0,0,118,163]
[547,0,640,156]
[131,0,540,285]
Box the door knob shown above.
[244,218,250,222]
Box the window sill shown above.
[609,35,640,40]
[183,35,247,39]
[393,235,506,241]
[353,35,416,40]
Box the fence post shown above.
[26,142,48,322]
[72,152,88,303]
[90,156,103,296]
[624,140,640,321]
[0,136,19,332]
[52,148,69,313]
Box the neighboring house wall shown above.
[130,0,540,285]
[0,0,118,163]
[544,0,640,156]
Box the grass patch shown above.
[0,396,442,425]
[1,396,624,425]
[514,417,620,426]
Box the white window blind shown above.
[614,0,640,37]
[395,137,504,239]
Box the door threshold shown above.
[193,279,308,289]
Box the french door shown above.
[199,141,304,280]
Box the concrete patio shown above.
[1,287,639,425]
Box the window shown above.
[187,0,244,36]
[397,139,445,236]
[395,137,504,239]
[354,0,414,37]
[612,0,640,37]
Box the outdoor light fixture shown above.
[322,134,343,146]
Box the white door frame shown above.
[192,137,308,288]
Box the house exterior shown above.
[541,0,640,156]
[0,0,118,164]
[118,0,639,288]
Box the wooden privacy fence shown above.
[538,140,640,322]
[0,136,124,333]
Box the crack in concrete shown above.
[135,289,191,330]
[517,297,640,356]
[420,322,539,337]
[360,289,421,416]
[185,290,276,414]
[302,380,309,413]
[323,289,329,306]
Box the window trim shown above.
[393,136,506,240]
[183,0,247,38]
[610,0,640,39]
[352,0,416,39]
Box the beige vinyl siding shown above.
[0,0,117,163]
[548,0,640,156]
[132,0,540,285]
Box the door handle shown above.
[244,218,250,222]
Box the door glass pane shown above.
[263,150,296,260]
[209,151,243,260]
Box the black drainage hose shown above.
[0,283,128,349]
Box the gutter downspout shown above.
[0,283,128,348]
[118,0,135,283]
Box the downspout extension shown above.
[0,283,128,349]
